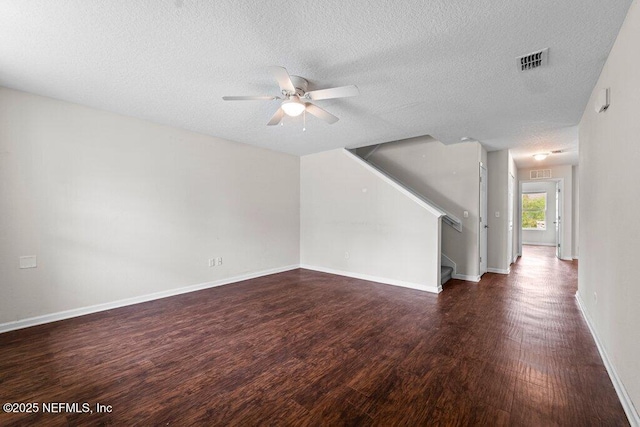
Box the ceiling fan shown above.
[222,66,359,126]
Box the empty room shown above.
[1,1,638,425]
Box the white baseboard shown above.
[487,267,510,275]
[522,242,557,247]
[560,257,573,261]
[0,264,300,334]
[452,273,481,282]
[573,256,579,260]
[300,264,441,294]
[575,293,640,426]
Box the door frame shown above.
[507,173,515,266]
[518,178,564,259]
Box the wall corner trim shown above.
[575,293,640,426]
[0,265,300,334]
[300,264,441,294]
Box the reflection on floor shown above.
[0,245,628,425]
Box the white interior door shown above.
[555,181,562,258]
[480,165,488,275]
[507,173,514,266]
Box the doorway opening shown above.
[518,179,563,260]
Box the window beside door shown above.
[522,192,547,230]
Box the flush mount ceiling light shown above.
[533,153,550,161]
[281,96,306,117]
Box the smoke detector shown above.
[517,48,549,72]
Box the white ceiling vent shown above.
[530,169,552,179]
[517,48,549,72]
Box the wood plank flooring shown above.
[0,246,628,426]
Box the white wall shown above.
[487,150,508,272]
[518,164,573,260]
[358,136,482,278]
[481,147,488,169]
[578,0,640,421]
[509,151,519,263]
[488,150,520,272]
[300,149,442,292]
[0,87,300,325]
[522,181,557,245]
[572,165,580,258]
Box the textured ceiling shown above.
[0,1,632,159]
[494,125,579,169]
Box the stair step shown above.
[441,266,454,286]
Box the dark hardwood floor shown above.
[0,246,628,426]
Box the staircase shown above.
[441,266,453,286]
[351,147,460,289]
[349,148,462,232]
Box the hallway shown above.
[464,244,627,425]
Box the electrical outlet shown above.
[208,258,215,267]
[217,257,223,265]
[345,252,350,259]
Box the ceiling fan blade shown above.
[268,66,296,94]
[222,96,279,101]
[305,85,359,101]
[267,108,285,126]
[305,103,339,124]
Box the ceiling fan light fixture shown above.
[533,153,550,161]
[223,66,357,126]
[281,96,305,117]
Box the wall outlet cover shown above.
[19,256,37,269]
